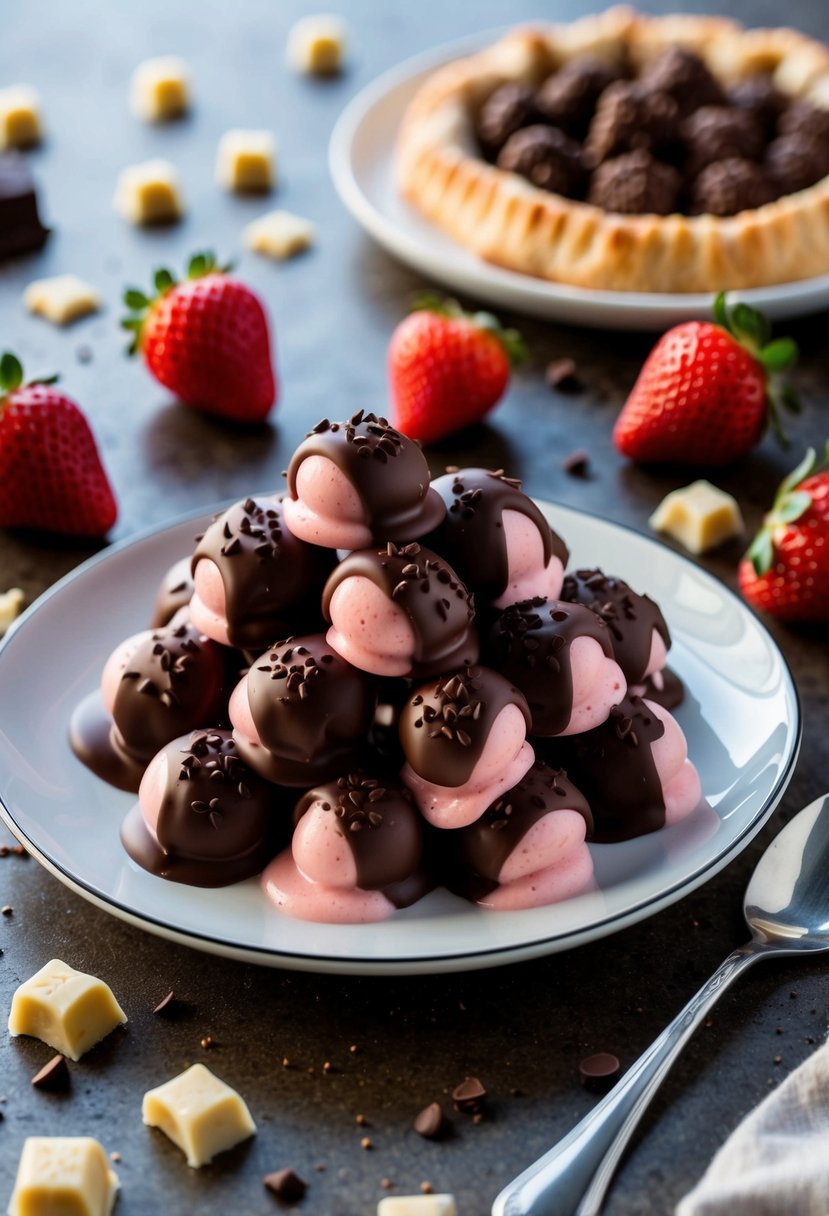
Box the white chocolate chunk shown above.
[24,275,101,327]
[215,129,275,193]
[243,209,315,260]
[130,55,191,122]
[378,1197,458,1216]
[142,1063,256,1168]
[8,1137,119,1216]
[8,959,127,1061]
[287,14,346,75]
[0,587,25,637]
[649,480,744,555]
[113,158,184,224]
[0,85,42,150]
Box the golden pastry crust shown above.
[395,8,829,293]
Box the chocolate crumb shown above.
[381,1178,394,1190]
[546,357,580,390]
[152,991,177,1016]
[315,1163,326,1173]
[349,1044,358,1054]
[360,1137,373,1150]
[414,1101,444,1139]
[579,1052,620,1092]
[562,450,590,477]
[110,1152,121,1163]
[355,1113,368,1126]
[323,1060,333,1074]
[200,1035,216,1050]
[31,1055,70,1091]
[421,1181,434,1195]
[452,1076,487,1113]
[263,1169,308,1202]
[473,1112,484,1125]
[1,905,12,916]
[774,1055,782,1065]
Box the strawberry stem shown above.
[0,353,24,393]
[712,292,799,447]
[122,252,232,357]
[745,444,829,575]
[408,293,527,367]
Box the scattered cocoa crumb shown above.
[200,1035,216,1050]
[773,1055,782,1065]
[349,1044,359,1054]
[775,1027,784,1035]
[110,1152,121,1163]
[579,1053,620,1093]
[152,991,177,1016]
[473,1113,484,1125]
[704,1018,713,1028]
[452,1076,487,1113]
[1,906,12,917]
[421,1181,434,1195]
[546,357,580,390]
[790,991,798,999]
[323,1061,333,1074]
[805,1037,815,1045]
[314,1163,326,1173]
[360,1137,373,1150]
[31,1055,70,1091]
[413,1102,444,1140]
[282,1057,291,1067]
[381,1178,394,1190]
[355,1114,368,1127]
[263,1169,307,1202]
[0,847,7,857]
[13,846,26,858]
[562,450,590,478]
[76,345,94,364]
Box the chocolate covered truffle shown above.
[766,134,829,195]
[322,541,478,679]
[476,83,538,158]
[690,156,772,215]
[447,760,593,908]
[639,46,725,116]
[496,125,585,195]
[681,105,764,175]
[486,598,625,737]
[399,667,534,829]
[544,695,701,842]
[426,468,569,610]
[561,568,671,688]
[230,633,376,786]
[284,412,445,550]
[587,150,681,215]
[151,556,194,628]
[190,495,332,651]
[535,57,618,136]
[121,730,280,885]
[585,82,679,164]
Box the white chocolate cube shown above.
[130,55,191,122]
[649,480,744,555]
[24,275,101,327]
[378,1197,458,1216]
[142,1063,256,1167]
[0,587,25,637]
[215,129,275,193]
[287,15,346,75]
[8,958,127,1061]
[8,1138,119,1216]
[243,209,314,260]
[113,158,184,225]
[0,85,42,150]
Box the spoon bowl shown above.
[745,794,829,949]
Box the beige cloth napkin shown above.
[676,1036,829,1216]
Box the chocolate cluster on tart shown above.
[475,45,829,216]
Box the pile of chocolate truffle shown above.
[70,413,701,923]
[476,45,829,216]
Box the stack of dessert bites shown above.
[70,413,701,923]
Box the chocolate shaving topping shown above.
[414,1102,445,1139]
[31,1055,70,1091]
[452,1076,487,1113]
[264,1169,308,1202]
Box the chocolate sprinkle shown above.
[31,1055,70,1091]
[414,1102,445,1139]
[263,1169,308,1202]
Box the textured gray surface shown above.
[1,1,829,1213]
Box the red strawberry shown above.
[614,294,799,466]
[388,296,525,444]
[123,252,276,423]
[739,445,829,622]
[0,353,117,537]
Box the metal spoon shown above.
[492,792,829,1216]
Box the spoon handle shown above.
[491,944,761,1216]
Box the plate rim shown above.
[0,499,802,974]
[328,32,829,321]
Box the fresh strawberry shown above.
[0,353,117,537]
[739,445,829,622]
[122,252,276,423]
[614,293,799,466]
[388,295,525,444]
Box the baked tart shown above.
[395,8,829,292]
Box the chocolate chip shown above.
[152,991,177,1016]
[263,1169,308,1202]
[31,1055,70,1091]
[414,1102,445,1139]
[545,358,580,390]
[579,1052,620,1092]
[562,449,590,477]
[452,1075,487,1112]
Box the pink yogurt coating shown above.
[292,801,358,888]
[629,631,670,697]
[498,808,588,883]
[283,456,374,551]
[560,636,626,736]
[137,747,167,839]
[261,849,395,923]
[403,704,535,829]
[190,558,233,646]
[646,698,702,825]
[101,630,153,715]
[493,509,566,609]
[478,846,594,910]
[228,675,258,747]
[326,576,416,677]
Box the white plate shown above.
[329,34,829,331]
[0,502,799,975]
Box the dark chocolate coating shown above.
[234,634,376,786]
[111,621,227,762]
[322,542,478,679]
[191,495,333,650]
[294,773,423,895]
[542,696,666,842]
[425,468,569,607]
[399,667,531,788]
[0,152,49,261]
[286,412,446,544]
[561,568,670,685]
[151,556,194,628]
[486,598,616,736]
[450,761,592,899]
[121,730,281,886]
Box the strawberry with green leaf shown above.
[123,252,276,423]
[739,444,829,622]
[0,353,117,537]
[614,293,799,466]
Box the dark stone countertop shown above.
[1,1,828,1213]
